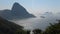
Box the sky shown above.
[0,0,60,15]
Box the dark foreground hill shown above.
[0,17,26,34]
[0,2,35,20]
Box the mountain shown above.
[0,2,35,20]
[40,12,53,18]
[0,17,23,34]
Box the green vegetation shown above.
[33,29,42,34]
[32,20,60,34]
[43,20,60,34]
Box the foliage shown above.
[33,29,42,34]
[43,20,60,34]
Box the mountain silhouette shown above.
[0,2,35,20]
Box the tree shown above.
[33,29,42,34]
[44,20,60,34]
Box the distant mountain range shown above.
[40,12,53,18]
[0,2,35,20]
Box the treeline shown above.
[32,20,60,34]
[0,16,60,34]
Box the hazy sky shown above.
[0,0,60,15]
